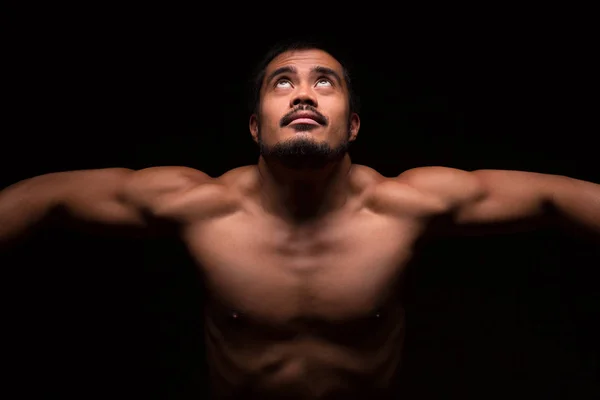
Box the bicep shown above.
[58,168,150,228]
[400,167,559,234]
[453,170,556,226]
[62,166,213,227]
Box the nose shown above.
[290,84,318,108]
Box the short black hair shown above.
[248,38,359,117]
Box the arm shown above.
[399,166,600,237]
[0,166,211,248]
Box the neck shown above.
[257,154,353,223]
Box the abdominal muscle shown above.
[204,304,406,400]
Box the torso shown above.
[165,165,444,399]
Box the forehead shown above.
[264,49,345,82]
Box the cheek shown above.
[329,108,351,129]
[260,102,285,126]
[256,113,280,138]
[322,96,349,117]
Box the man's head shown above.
[249,40,360,169]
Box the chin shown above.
[289,131,319,138]
[285,134,328,147]
[288,123,323,132]
[259,132,348,170]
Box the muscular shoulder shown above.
[125,166,238,220]
[396,166,486,209]
[127,166,210,192]
[362,166,485,218]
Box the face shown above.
[249,49,360,169]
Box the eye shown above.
[316,78,333,87]
[275,79,292,88]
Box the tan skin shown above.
[1,49,599,399]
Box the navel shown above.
[372,307,385,320]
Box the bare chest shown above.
[183,210,421,324]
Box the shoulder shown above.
[124,166,240,220]
[125,166,213,203]
[398,166,484,195]
[128,166,212,189]
[395,166,486,209]
[360,165,486,217]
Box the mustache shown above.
[279,106,328,127]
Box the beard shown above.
[258,129,350,170]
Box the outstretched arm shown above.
[399,167,600,237]
[0,166,211,248]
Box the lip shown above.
[286,112,323,126]
[288,117,321,126]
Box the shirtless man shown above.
[1,41,599,399]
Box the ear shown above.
[249,114,259,143]
[348,112,360,142]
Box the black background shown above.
[3,6,599,399]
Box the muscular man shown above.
[1,41,599,399]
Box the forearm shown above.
[551,176,600,236]
[0,174,62,248]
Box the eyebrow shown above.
[265,65,343,86]
[312,66,343,85]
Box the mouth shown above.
[283,111,327,127]
[289,117,321,126]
